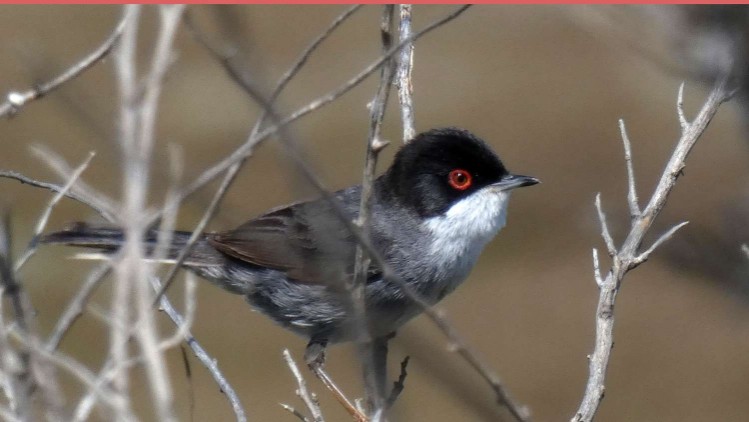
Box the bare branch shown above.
[31,144,119,222]
[7,326,122,413]
[594,193,617,257]
[0,215,32,419]
[618,119,640,217]
[572,76,733,422]
[152,163,238,306]
[0,13,128,119]
[153,274,248,422]
[592,248,603,287]
[249,4,363,137]
[282,349,324,422]
[397,5,416,143]
[46,263,111,351]
[354,5,396,416]
[634,221,689,265]
[14,152,94,272]
[280,403,311,422]
[310,365,365,422]
[677,82,689,131]
[742,244,749,260]
[0,170,114,222]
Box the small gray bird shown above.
[43,127,538,362]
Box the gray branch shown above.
[0,14,127,119]
[571,77,733,422]
[396,4,416,142]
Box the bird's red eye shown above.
[448,169,472,191]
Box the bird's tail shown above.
[41,222,199,263]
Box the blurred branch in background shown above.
[0,5,247,421]
[0,13,126,119]
[572,77,734,422]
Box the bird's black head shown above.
[378,127,538,217]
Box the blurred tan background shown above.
[1,5,749,422]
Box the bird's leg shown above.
[304,337,328,369]
[305,337,368,422]
[368,332,395,412]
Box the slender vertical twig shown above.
[396,4,415,143]
[282,349,324,422]
[353,5,395,418]
[108,6,140,418]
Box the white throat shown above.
[422,188,511,285]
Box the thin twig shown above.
[282,349,324,422]
[46,263,111,351]
[106,5,140,419]
[1,214,65,420]
[152,163,237,306]
[634,221,689,265]
[677,82,689,131]
[592,248,603,287]
[152,276,248,422]
[280,403,311,422]
[0,214,31,419]
[0,170,114,221]
[572,77,732,422]
[386,356,409,408]
[14,152,95,272]
[248,4,364,138]
[310,366,366,422]
[618,119,639,217]
[396,4,416,143]
[0,14,128,119]
[6,325,122,413]
[354,5,395,417]
[594,193,617,257]
[30,144,120,220]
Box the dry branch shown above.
[353,4,396,416]
[282,349,324,422]
[396,4,416,143]
[0,14,127,119]
[571,77,733,422]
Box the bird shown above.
[42,127,538,364]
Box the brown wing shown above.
[207,200,359,285]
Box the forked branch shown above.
[572,77,733,422]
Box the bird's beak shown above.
[491,174,540,191]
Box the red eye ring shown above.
[448,169,472,191]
